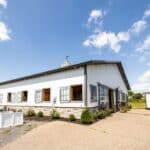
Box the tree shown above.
[128,91,144,102]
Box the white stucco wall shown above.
[0,67,85,108]
[0,64,129,109]
[87,64,128,107]
[146,93,150,109]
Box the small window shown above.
[71,85,82,101]
[11,93,17,103]
[60,87,70,102]
[99,85,108,102]
[90,85,97,102]
[42,88,50,102]
[16,92,22,103]
[21,91,28,102]
[35,90,42,103]
[122,92,126,101]
[0,93,3,103]
[118,91,121,101]
[7,93,12,102]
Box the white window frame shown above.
[99,85,108,103]
[35,90,42,103]
[60,87,70,102]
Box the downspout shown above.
[84,65,87,107]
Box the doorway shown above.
[108,89,114,109]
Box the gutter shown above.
[83,65,87,107]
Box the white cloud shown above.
[88,9,105,24]
[0,0,7,8]
[83,5,150,53]
[132,70,150,92]
[83,31,129,53]
[138,70,150,82]
[130,20,147,34]
[117,32,130,41]
[0,22,10,41]
[135,36,150,66]
[144,6,150,18]
[136,36,150,53]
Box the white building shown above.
[145,92,150,109]
[0,60,130,118]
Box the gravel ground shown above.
[1,109,150,150]
[0,120,46,148]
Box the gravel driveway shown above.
[2,109,150,150]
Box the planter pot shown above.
[0,111,23,128]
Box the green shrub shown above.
[10,108,17,112]
[81,109,93,124]
[26,109,36,117]
[105,109,113,116]
[97,110,106,119]
[37,111,44,117]
[92,111,99,120]
[50,109,60,119]
[128,104,132,109]
[17,109,22,112]
[69,114,76,121]
[120,107,128,113]
[0,109,4,112]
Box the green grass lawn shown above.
[129,101,146,109]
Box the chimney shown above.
[61,56,71,67]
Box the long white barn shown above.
[0,60,130,118]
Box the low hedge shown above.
[50,109,60,119]
[120,106,128,113]
[37,111,44,117]
[69,114,76,121]
[81,109,93,124]
[26,109,36,117]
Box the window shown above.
[42,88,50,102]
[21,91,28,102]
[60,87,69,102]
[122,92,126,101]
[99,85,108,102]
[35,90,42,103]
[16,92,21,103]
[0,94,3,103]
[118,91,121,101]
[11,93,17,103]
[35,88,50,103]
[7,93,12,102]
[90,85,97,102]
[71,85,82,101]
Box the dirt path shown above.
[2,109,150,150]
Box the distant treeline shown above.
[128,91,145,102]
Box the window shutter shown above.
[17,92,22,103]
[12,93,16,103]
[0,94,3,103]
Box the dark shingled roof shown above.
[0,60,131,90]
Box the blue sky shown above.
[0,0,150,92]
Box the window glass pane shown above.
[17,92,22,103]
[22,91,28,102]
[12,93,17,103]
[90,85,97,102]
[35,90,42,103]
[71,85,82,101]
[99,85,108,102]
[60,87,69,102]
